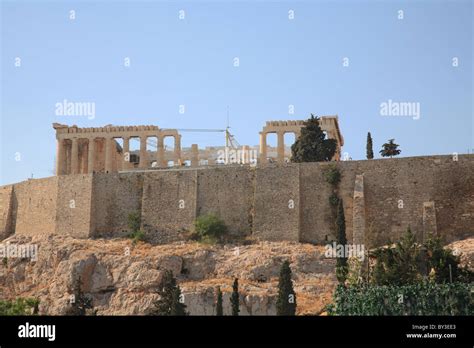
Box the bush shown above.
[328,282,473,315]
[194,214,228,243]
[127,212,141,232]
[127,211,145,244]
[0,298,39,315]
[324,166,341,186]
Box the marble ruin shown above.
[53,116,343,174]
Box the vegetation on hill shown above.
[328,227,473,315]
[65,276,95,316]
[149,270,187,316]
[127,211,145,244]
[230,278,240,316]
[0,298,39,315]
[193,213,228,244]
[276,260,297,315]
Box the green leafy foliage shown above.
[149,270,187,316]
[328,282,473,315]
[379,139,401,158]
[215,287,223,316]
[366,132,374,159]
[0,298,39,315]
[323,165,341,186]
[194,213,228,244]
[291,114,337,162]
[65,276,95,316]
[335,200,348,284]
[127,211,145,244]
[230,278,240,316]
[276,260,297,315]
[371,229,473,286]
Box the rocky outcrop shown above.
[0,234,337,315]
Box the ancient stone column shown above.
[88,138,95,173]
[277,131,285,163]
[71,137,79,174]
[139,136,147,169]
[191,144,199,167]
[241,145,249,164]
[122,136,130,170]
[56,138,66,175]
[259,132,267,164]
[174,135,182,166]
[104,137,113,173]
[157,136,165,168]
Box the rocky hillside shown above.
[0,234,337,315]
[2,234,472,316]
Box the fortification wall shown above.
[196,166,254,236]
[0,185,14,240]
[91,173,143,238]
[11,177,58,237]
[253,165,300,241]
[1,155,473,246]
[141,170,198,243]
[55,175,93,238]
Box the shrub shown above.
[194,214,228,243]
[0,298,39,315]
[324,165,341,186]
[127,211,141,233]
[328,282,473,316]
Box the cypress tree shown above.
[276,260,297,315]
[366,132,374,159]
[215,286,223,316]
[291,114,337,162]
[65,276,94,316]
[335,199,348,284]
[150,270,187,316]
[230,278,240,316]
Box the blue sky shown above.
[1,0,472,185]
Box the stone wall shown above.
[196,166,254,236]
[91,173,144,238]
[1,155,473,247]
[0,185,14,240]
[10,177,58,237]
[141,170,198,243]
[56,175,93,239]
[253,165,300,241]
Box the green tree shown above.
[291,114,337,162]
[215,287,223,316]
[425,234,473,283]
[276,260,297,315]
[379,139,401,158]
[372,227,420,286]
[366,132,374,159]
[194,213,228,243]
[335,199,348,284]
[150,270,187,316]
[230,278,240,316]
[65,276,94,316]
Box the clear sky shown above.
[1,0,472,185]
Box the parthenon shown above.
[53,116,343,175]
